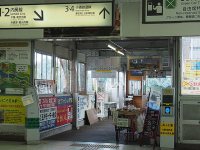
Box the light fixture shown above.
[107,44,116,51]
[116,50,124,55]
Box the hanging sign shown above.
[143,0,200,23]
[91,70,116,78]
[0,2,113,28]
[129,57,161,70]
[87,56,121,70]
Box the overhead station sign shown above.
[143,0,200,23]
[0,2,113,28]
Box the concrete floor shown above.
[0,140,161,150]
[0,117,162,150]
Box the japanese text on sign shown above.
[160,123,174,136]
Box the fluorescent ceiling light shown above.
[116,50,124,55]
[108,44,116,51]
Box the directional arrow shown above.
[33,10,44,21]
[99,7,110,19]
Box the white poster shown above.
[182,77,200,95]
[77,95,88,119]
[144,0,200,23]
[21,94,34,106]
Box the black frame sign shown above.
[142,0,200,23]
[0,2,114,28]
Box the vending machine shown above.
[160,88,175,149]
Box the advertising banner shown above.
[0,42,31,95]
[39,97,57,131]
[57,96,73,126]
[0,96,25,124]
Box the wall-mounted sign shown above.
[0,2,113,28]
[143,0,200,23]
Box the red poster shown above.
[57,96,73,126]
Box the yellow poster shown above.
[0,96,25,124]
[185,59,197,76]
[160,123,174,136]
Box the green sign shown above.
[25,118,39,129]
[165,0,176,9]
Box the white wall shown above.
[120,1,200,37]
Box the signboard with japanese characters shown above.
[57,96,73,126]
[160,123,174,136]
[39,97,57,131]
[0,42,31,95]
[143,0,200,23]
[77,95,88,120]
[0,96,25,124]
[0,2,113,28]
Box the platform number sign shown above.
[65,6,74,12]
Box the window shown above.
[35,52,52,80]
[181,37,200,95]
[56,57,71,93]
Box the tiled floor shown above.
[0,140,160,150]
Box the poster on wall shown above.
[0,96,25,124]
[182,77,200,95]
[129,57,161,70]
[97,80,105,116]
[57,96,73,126]
[35,80,55,94]
[0,42,31,95]
[39,97,57,131]
[143,0,200,23]
[185,59,199,76]
[77,95,88,120]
